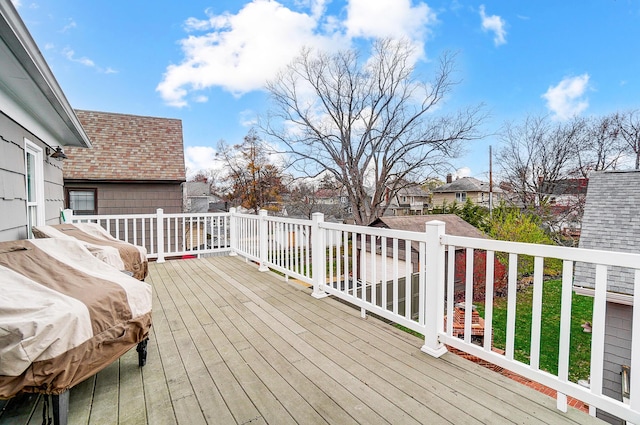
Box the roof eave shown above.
[0,2,91,148]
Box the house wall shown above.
[597,302,632,424]
[64,181,183,215]
[0,112,65,241]
[431,191,497,209]
[431,192,458,207]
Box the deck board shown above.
[0,256,604,425]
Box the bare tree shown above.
[573,114,625,177]
[498,115,588,240]
[498,115,582,208]
[262,38,484,225]
[286,179,347,220]
[616,109,640,169]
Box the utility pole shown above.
[489,145,493,216]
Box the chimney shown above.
[446,173,453,184]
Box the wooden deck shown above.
[1,256,603,424]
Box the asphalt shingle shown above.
[574,170,640,295]
[63,110,186,182]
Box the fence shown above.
[64,208,640,423]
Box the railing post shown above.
[61,209,74,223]
[258,209,269,272]
[311,212,329,299]
[421,220,448,358]
[156,208,165,263]
[229,208,238,256]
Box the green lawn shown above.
[478,279,593,382]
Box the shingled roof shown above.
[432,177,501,194]
[574,170,640,295]
[63,110,185,182]
[370,214,486,239]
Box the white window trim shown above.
[25,139,45,236]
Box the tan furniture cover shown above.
[0,238,152,398]
[32,223,148,280]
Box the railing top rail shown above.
[234,212,262,219]
[163,212,230,218]
[265,215,312,226]
[444,234,640,269]
[320,221,430,242]
[70,213,157,220]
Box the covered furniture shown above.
[32,223,148,280]
[0,238,152,424]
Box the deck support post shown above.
[258,209,269,272]
[229,208,238,256]
[311,212,328,299]
[421,220,448,358]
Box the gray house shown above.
[0,1,91,241]
[573,170,640,424]
[431,175,503,209]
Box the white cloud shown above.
[61,18,77,33]
[184,146,225,179]
[479,5,506,46]
[542,74,590,121]
[239,109,258,127]
[455,167,471,178]
[345,0,436,42]
[157,0,438,108]
[62,47,118,74]
[63,48,95,67]
[10,0,21,8]
[157,0,337,107]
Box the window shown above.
[66,188,97,214]
[25,140,44,237]
[455,192,467,202]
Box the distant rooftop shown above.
[371,214,486,239]
[432,177,501,194]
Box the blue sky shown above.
[12,0,640,181]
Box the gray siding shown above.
[598,303,632,424]
[65,181,183,215]
[0,112,66,241]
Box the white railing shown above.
[64,208,640,423]
[63,209,231,260]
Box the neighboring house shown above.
[431,175,502,209]
[183,181,226,213]
[0,2,91,241]
[283,187,349,221]
[573,170,640,424]
[386,185,431,216]
[63,110,186,215]
[540,178,588,237]
[368,215,507,302]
